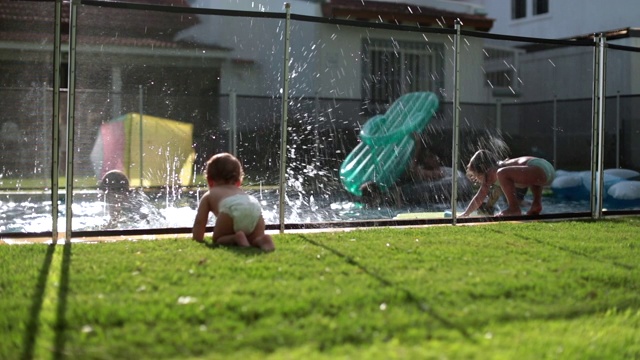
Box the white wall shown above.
[516,47,595,102]
[467,0,640,38]
[176,0,322,96]
[177,0,495,106]
[313,26,460,100]
[457,0,640,100]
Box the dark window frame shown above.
[533,0,549,15]
[512,0,527,19]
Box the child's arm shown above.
[460,183,491,217]
[192,194,211,243]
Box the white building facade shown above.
[465,0,640,39]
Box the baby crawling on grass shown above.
[192,153,274,252]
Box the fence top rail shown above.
[608,43,640,53]
[77,0,640,52]
[461,29,595,47]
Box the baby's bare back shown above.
[503,156,535,167]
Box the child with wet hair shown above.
[460,149,555,217]
[100,170,132,228]
[192,152,274,251]
[99,170,164,228]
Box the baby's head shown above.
[100,170,130,192]
[205,152,244,186]
[466,150,499,183]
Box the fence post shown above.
[278,3,292,233]
[64,0,80,241]
[590,34,606,219]
[552,95,557,168]
[450,19,462,224]
[616,91,620,168]
[52,0,63,241]
[229,89,237,156]
[138,85,144,188]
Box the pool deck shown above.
[0,219,517,245]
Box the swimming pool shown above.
[1,185,625,235]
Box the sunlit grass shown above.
[1,218,639,359]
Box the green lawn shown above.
[1,218,639,359]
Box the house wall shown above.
[189,0,490,101]
[467,0,640,39]
[456,34,493,104]
[460,0,640,104]
[181,1,503,179]
[625,38,640,94]
[312,26,465,100]
[517,46,595,102]
[187,0,322,97]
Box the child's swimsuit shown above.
[527,158,555,185]
[218,194,262,234]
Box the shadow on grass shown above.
[490,229,636,270]
[20,244,55,360]
[54,241,72,360]
[20,240,72,360]
[493,298,640,325]
[298,234,475,342]
[483,227,640,325]
[203,241,269,256]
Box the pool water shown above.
[0,187,603,234]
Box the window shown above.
[533,0,549,15]
[482,46,523,96]
[486,70,512,88]
[361,39,443,109]
[512,0,526,19]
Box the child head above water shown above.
[205,152,244,186]
[100,170,130,192]
[466,149,501,183]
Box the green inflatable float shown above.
[340,92,440,196]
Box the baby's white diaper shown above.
[218,194,262,233]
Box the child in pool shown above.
[406,132,445,182]
[99,170,164,228]
[359,132,445,207]
[100,170,133,228]
[192,153,274,251]
[460,149,555,217]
